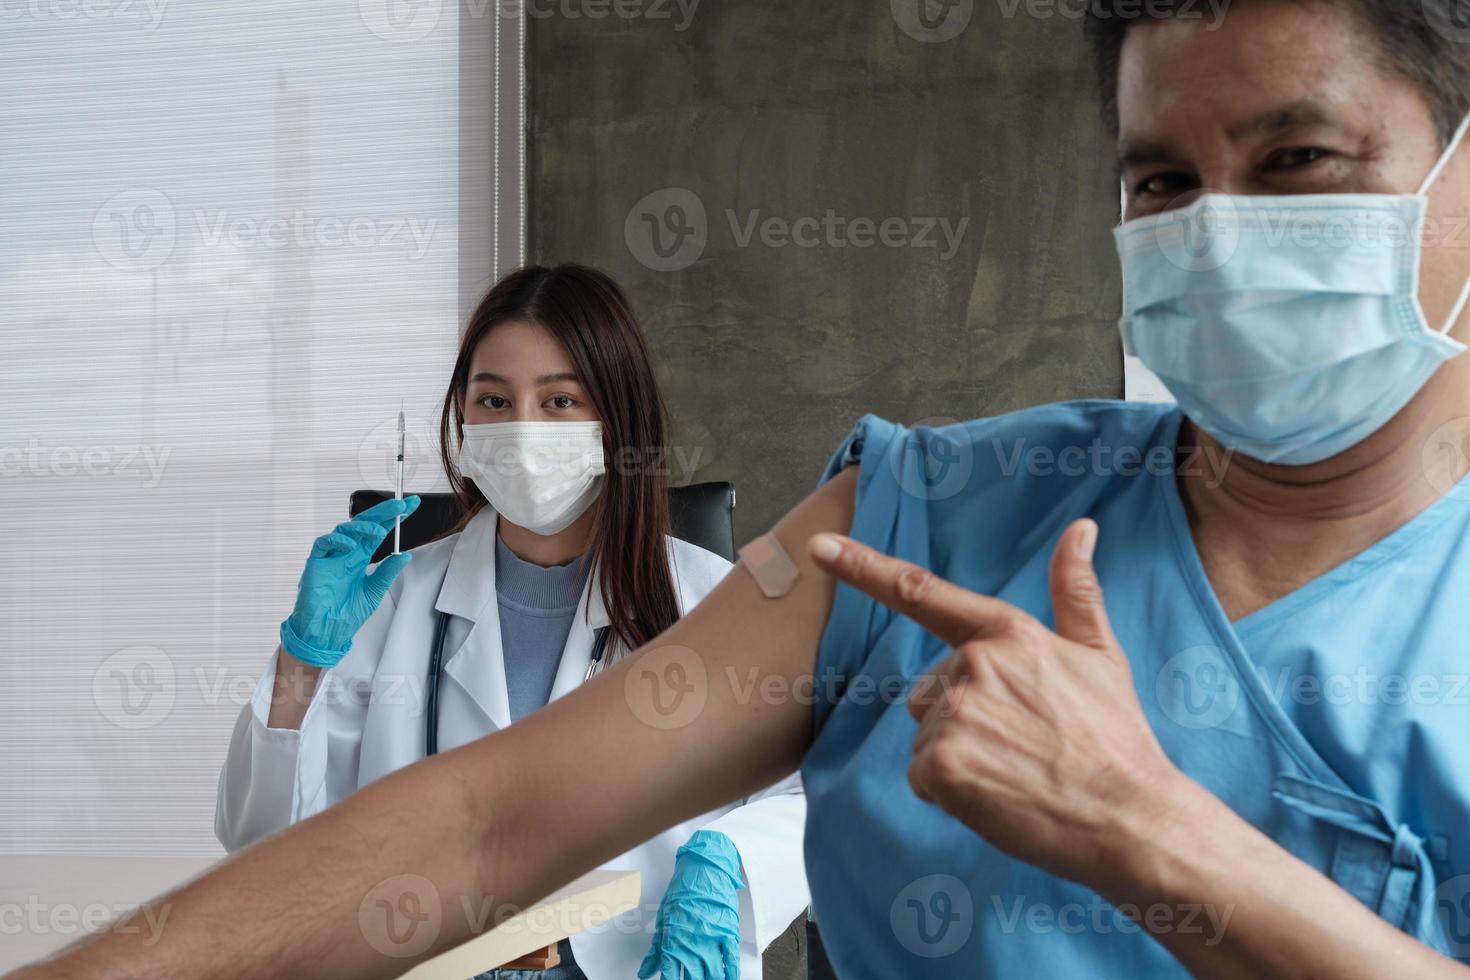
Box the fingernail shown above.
[1075,520,1098,562]
[808,533,843,562]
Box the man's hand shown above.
[807,518,1186,894]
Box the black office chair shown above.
[350,481,737,563]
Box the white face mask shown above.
[458,420,606,535]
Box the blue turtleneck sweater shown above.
[493,532,591,723]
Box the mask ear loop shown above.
[1418,114,1470,336]
[1417,113,1470,196]
[1437,276,1470,338]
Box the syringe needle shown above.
[394,408,405,556]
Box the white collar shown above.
[432,505,611,630]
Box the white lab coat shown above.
[216,505,809,979]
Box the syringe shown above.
[394,409,405,555]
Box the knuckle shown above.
[926,738,969,789]
[842,544,873,579]
[1065,569,1105,608]
[955,642,988,676]
[1002,612,1047,646]
[894,565,937,606]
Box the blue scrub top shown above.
[801,399,1470,978]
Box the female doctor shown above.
[215,264,809,980]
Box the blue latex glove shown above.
[279,496,420,667]
[639,830,745,980]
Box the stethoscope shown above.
[424,612,612,756]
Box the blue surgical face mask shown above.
[1115,115,1470,466]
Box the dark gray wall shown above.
[527,4,1122,540]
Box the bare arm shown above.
[1117,774,1467,979]
[12,467,857,980]
[264,646,322,730]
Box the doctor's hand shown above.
[807,518,1190,896]
[639,830,745,980]
[278,495,421,669]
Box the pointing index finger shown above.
[806,532,1022,647]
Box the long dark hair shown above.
[439,264,680,658]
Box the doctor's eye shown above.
[478,393,510,410]
[547,394,578,410]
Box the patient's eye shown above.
[1134,171,1195,200]
[1263,146,1330,171]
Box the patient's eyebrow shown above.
[1117,138,1179,170]
[1224,99,1341,143]
[1116,100,1347,171]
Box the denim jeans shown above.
[469,940,586,980]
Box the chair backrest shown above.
[350,482,736,563]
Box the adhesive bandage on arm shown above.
[738,531,800,598]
